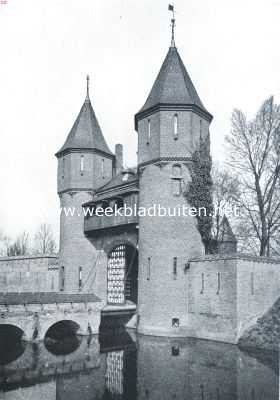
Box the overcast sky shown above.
[0,0,280,241]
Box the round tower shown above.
[135,35,213,335]
[56,77,114,295]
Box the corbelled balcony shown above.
[84,212,138,233]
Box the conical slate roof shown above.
[136,46,211,118]
[56,96,113,157]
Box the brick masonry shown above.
[4,43,279,345]
[0,255,59,292]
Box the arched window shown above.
[147,119,151,144]
[173,257,177,279]
[80,155,84,174]
[200,273,204,294]
[173,114,178,139]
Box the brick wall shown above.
[59,191,99,294]
[188,255,280,343]
[137,110,209,165]
[57,151,114,193]
[137,162,204,335]
[0,255,58,292]
[236,258,280,337]
[188,258,237,343]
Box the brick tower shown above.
[56,77,114,294]
[135,31,213,335]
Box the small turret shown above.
[56,75,114,194]
[217,216,238,254]
[56,76,114,293]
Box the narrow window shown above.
[217,272,221,295]
[147,257,151,280]
[172,318,179,327]
[172,179,181,196]
[200,273,204,294]
[173,257,177,279]
[51,275,54,291]
[199,119,202,137]
[147,119,151,144]
[60,266,65,291]
[172,164,182,177]
[174,114,178,139]
[251,272,254,295]
[101,159,105,178]
[79,267,82,291]
[171,164,182,196]
[80,155,84,174]
[62,157,65,179]
[172,345,180,356]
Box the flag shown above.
[168,4,174,11]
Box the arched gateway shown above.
[107,244,138,305]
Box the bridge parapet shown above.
[0,292,104,341]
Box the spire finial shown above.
[168,4,176,47]
[86,74,90,101]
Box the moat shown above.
[0,327,279,400]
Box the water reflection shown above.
[0,328,278,400]
[45,336,82,356]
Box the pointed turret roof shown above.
[56,78,113,157]
[218,216,237,243]
[135,46,212,127]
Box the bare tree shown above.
[212,163,240,241]
[226,96,280,256]
[33,223,57,254]
[0,231,30,256]
[0,230,6,256]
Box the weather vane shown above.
[168,4,176,47]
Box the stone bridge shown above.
[0,292,103,341]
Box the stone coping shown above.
[0,254,58,262]
[0,292,101,305]
[189,253,280,265]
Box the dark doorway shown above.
[107,244,138,305]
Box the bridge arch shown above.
[44,319,80,340]
[0,323,25,337]
[0,324,26,365]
